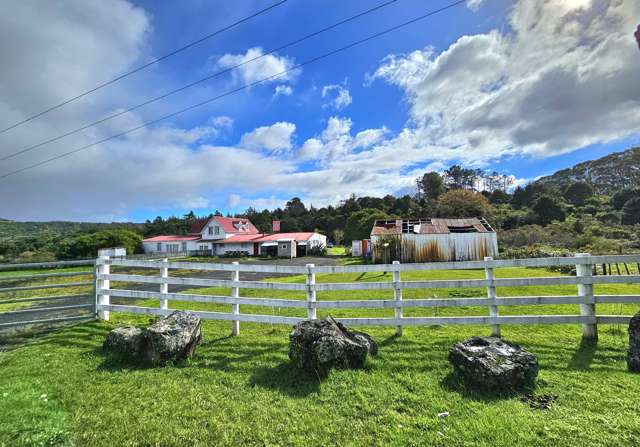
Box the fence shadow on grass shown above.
[567,339,598,371]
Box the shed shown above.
[277,239,296,258]
[370,218,498,263]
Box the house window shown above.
[241,243,247,248]
[167,244,180,253]
[157,242,161,251]
[181,242,187,251]
[215,226,220,235]
[282,244,287,249]
[208,227,213,235]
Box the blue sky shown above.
[0,0,639,221]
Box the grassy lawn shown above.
[1,265,640,445]
[327,246,346,256]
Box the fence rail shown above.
[0,260,95,330]
[96,252,640,340]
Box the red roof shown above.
[215,234,263,244]
[189,216,259,235]
[143,235,201,243]
[255,232,317,242]
[215,232,318,244]
[188,218,210,234]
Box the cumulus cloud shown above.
[217,47,299,85]
[370,0,640,162]
[274,85,293,97]
[297,117,389,165]
[240,121,296,153]
[3,0,639,220]
[321,84,352,110]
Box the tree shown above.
[285,197,306,217]
[443,165,476,190]
[612,188,640,210]
[344,208,390,243]
[532,196,566,225]
[622,197,640,225]
[332,228,344,245]
[55,230,142,259]
[489,189,511,204]
[436,190,491,218]
[417,172,445,200]
[563,182,594,206]
[510,183,551,209]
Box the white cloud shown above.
[240,121,296,153]
[227,194,241,207]
[370,0,640,163]
[3,0,639,221]
[321,84,352,110]
[209,115,234,130]
[466,0,484,12]
[274,85,293,97]
[217,47,299,85]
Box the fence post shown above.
[160,258,169,311]
[484,256,500,337]
[306,263,316,320]
[392,260,403,336]
[231,261,240,336]
[96,252,110,321]
[576,253,597,341]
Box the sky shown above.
[0,0,639,222]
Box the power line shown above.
[0,0,288,136]
[0,0,466,181]
[1,0,398,162]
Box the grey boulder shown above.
[143,311,202,365]
[448,336,538,392]
[103,326,145,359]
[289,316,378,376]
[627,312,640,372]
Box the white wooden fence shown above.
[0,259,95,329]
[95,252,640,340]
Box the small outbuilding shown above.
[277,239,296,258]
[370,218,498,263]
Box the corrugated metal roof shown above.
[371,217,494,235]
[143,235,201,242]
[215,232,319,244]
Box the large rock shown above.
[627,312,640,372]
[289,316,378,376]
[103,326,145,359]
[143,311,202,365]
[448,336,538,392]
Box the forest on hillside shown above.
[2,159,639,263]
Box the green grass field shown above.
[1,264,640,446]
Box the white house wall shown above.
[200,220,227,241]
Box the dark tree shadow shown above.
[249,362,321,397]
[567,338,598,371]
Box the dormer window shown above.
[208,227,213,235]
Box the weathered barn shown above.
[370,218,498,263]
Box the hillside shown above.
[535,147,640,194]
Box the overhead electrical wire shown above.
[1,0,398,162]
[0,0,288,135]
[0,0,466,180]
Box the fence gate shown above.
[0,260,96,337]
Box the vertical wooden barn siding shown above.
[371,232,498,263]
